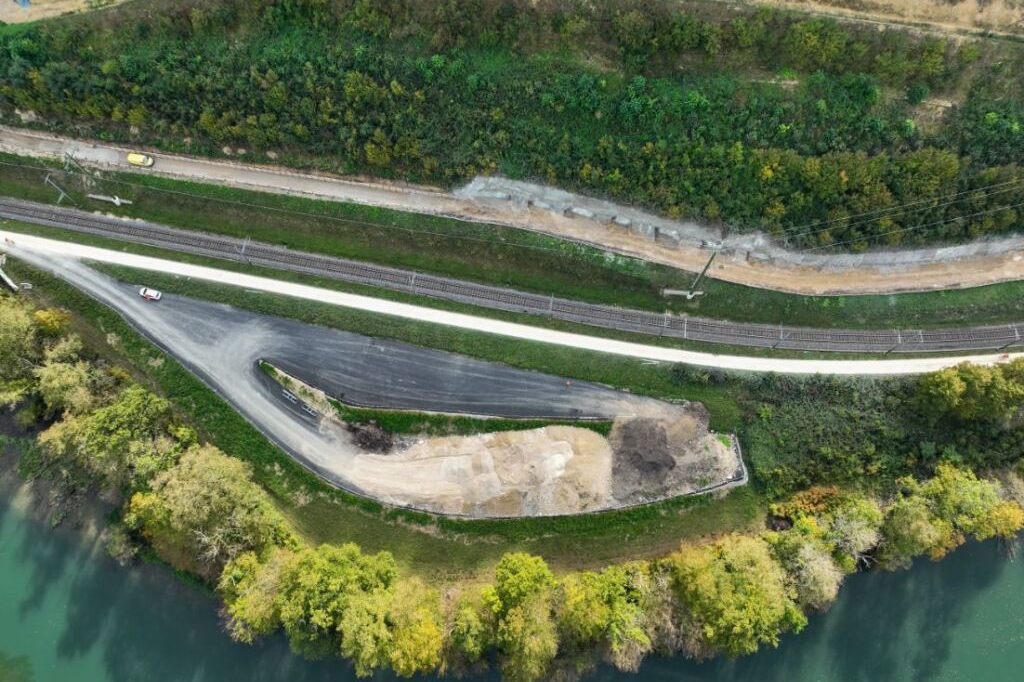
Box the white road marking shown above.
[3,230,1020,375]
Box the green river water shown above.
[2,477,1023,682]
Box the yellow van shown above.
[126,152,155,168]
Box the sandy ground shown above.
[263,365,622,516]
[0,0,124,24]
[352,426,615,516]
[5,230,1024,375]
[3,126,1024,296]
[725,0,1024,37]
[262,365,735,516]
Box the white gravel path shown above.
[3,230,1021,375]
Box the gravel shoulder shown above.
[4,125,1024,296]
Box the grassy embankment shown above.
[4,152,1024,330]
[3,257,764,581]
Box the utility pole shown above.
[239,236,252,264]
[662,250,718,300]
[688,250,717,293]
[64,152,99,189]
[63,152,96,177]
[43,174,73,205]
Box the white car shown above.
[139,287,162,301]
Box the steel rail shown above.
[2,196,1021,354]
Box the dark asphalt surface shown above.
[127,280,668,421]
[11,252,694,515]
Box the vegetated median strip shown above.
[5,229,1023,376]
[0,150,696,315]
[257,359,614,437]
[6,218,836,373]
[4,197,1024,356]
[2,218,1012,370]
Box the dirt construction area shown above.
[11,251,744,517]
[274,365,743,517]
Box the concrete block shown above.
[480,191,511,201]
[655,232,680,248]
[632,223,656,238]
[564,206,596,220]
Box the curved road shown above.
[5,252,714,517]
[3,230,1022,375]
[2,197,1023,355]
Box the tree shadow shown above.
[14,495,79,619]
[54,547,383,682]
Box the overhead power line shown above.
[0,159,581,257]
[783,177,1024,243]
[807,199,1024,251]
[1,157,1022,256]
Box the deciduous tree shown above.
[669,535,806,656]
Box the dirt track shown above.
[0,0,126,24]
[3,125,1024,296]
[722,0,1024,39]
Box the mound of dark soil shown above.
[346,421,393,453]
[612,418,676,475]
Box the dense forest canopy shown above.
[1,0,1023,249]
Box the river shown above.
[2,471,1022,682]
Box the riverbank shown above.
[3,436,1023,682]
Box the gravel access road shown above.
[3,230,1022,375]
[5,124,1024,295]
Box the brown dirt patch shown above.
[610,406,742,505]
[0,0,125,24]
[724,0,1024,37]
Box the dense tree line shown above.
[1,0,1022,249]
[213,471,1024,679]
[727,363,1024,499]
[5,288,1024,679]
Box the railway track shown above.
[3,196,1022,354]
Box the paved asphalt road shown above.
[59,259,665,420]
[4,230,1022,375]
[157,287,663,421]
[7,250,681,507]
